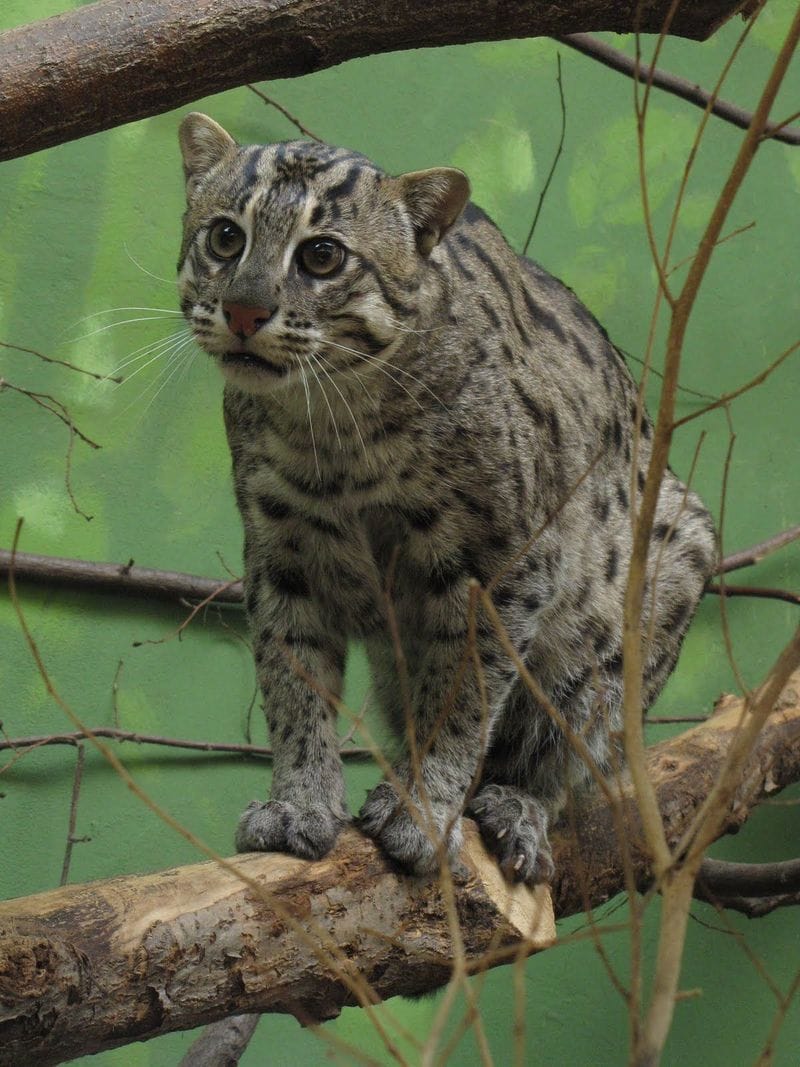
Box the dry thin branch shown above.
[0,549,243,604]
[245,85,324,141]
[3,522,796,611]
[705,583,800,607]
[0,727,371,761]
[715,525,800,575]
[672,338,800,428]
[557,32,800,146]
[0,340,121,383]
[521,53,566,256]
[623,9,800,1061]
[0,0,754,162]
[59,744,88,886]
[0,380,100,521]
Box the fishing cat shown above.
[177,112,716,884]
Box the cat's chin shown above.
[217,351,294,393]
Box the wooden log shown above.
[1,671,799,1065]
[0,0,746,163]
[0,825,554,1067]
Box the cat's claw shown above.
[235,798,344,860]
[466,784,555,885]
[358,781,462,877]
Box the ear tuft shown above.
[178,112,237,198]
[397,168,470,255]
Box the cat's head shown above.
[177,113,469,395]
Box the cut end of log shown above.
[461,822,556,950]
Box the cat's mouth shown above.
[221,350,291,377]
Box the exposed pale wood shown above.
[1,671,799,1065]
[0,0,746,162]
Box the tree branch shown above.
[4,523,796,609]
[0,549,243,605]
[557,33,800,146]
[0,726,372,761]
[0,0,752,162]
[1,671,798,1065]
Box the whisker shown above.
[320,339,441,411]
[123,243,175,286]
[106,328,191,381]
[121,335,196,419]
[304,355,341,448]
[311,351,368,459]
[385,316,447,336]
[298,362,321,479]
[64,314,183,346]
[114,332,194,389]
[140,342,197,417]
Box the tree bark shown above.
[1,671,798,1066]
[0,0,747,163]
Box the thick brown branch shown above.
[696,857,800,897]
[0,0,748,162]
[694,858,800,917]
[1,672,799,1064]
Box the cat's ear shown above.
[179,113,238,198]
[397,168,470,255]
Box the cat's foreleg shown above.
[235,585,348,860]
[358,632,512,877]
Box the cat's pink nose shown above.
[222,302,274,339]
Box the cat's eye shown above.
[207,219,246,260]
[297,237,346,277]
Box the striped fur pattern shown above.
[177,113,716,883]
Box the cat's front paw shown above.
[466,784,554,885]
[358,781,462,877]
[235,799,345,860]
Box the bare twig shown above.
[245,85,323,141]
[0,339,122,382]
[706,583,800,607]
[716,525,800,576]
[0,549,243,604]
[0,727,372,760]
[0,379,100,520]
[557,32,800,146]
[59,744,89,885]
[522,53,566,256]
[672,338,800,429]
[132,577,242,645]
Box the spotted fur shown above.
[177,113,716,883]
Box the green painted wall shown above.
[1,1,798,1063]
